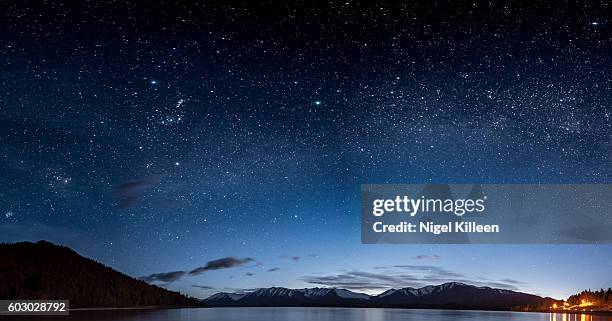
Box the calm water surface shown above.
[8,308,612,321]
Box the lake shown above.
[8,308,612,321]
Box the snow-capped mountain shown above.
[377,281,472,300]
[372,282,554,309]
[205,287,371,307]
[204,282,558,310]
[205,292,247,302]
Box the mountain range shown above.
[205,283,560,310]
[0,240,560,311]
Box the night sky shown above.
[1,1,611,300]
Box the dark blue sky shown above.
[0,1,610,299]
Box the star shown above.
[2,0,609,301]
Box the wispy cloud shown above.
[302,265,524,294]
[189,257,255,276]
[414,255,441,260]
[141,255,257,284]
[268,267,280,272]
[140,271,186,283]
[387,265,464,278]
[280,255,301,261]
[114,177,157,209]
[500,278,525,285]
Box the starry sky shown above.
[0,1,611,300]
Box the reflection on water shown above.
[9,308,612,321]
[551,313,598,321]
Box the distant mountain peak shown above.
[205,284,555,310]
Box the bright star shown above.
[314,101,321,105]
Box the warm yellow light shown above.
[552,303,558,309]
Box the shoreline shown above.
[70,306,611,315]
[70,305,203,312]
[544,309,612,316]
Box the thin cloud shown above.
[389,265,464,278]
[303,265,524,293]
[499,278,526,285]
[191,285,215,290]
[140,271,186,283]
[142,255,257,283]
[280,255,301,261]
[189,257,255,276]
[115,177,157,209]
[268,267,280,272]
[414,255,441,260]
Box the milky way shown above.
[0,1,610,299]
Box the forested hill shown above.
[0,240,203,308]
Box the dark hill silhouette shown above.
[0,241,203,308]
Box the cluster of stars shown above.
[0,1,609,296]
